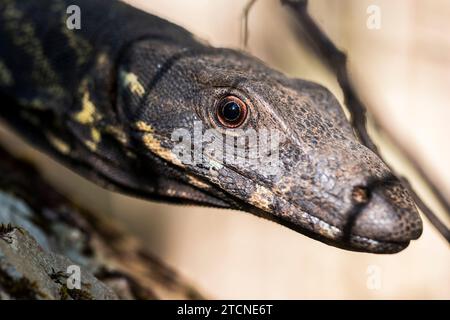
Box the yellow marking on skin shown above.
[0,60,13,86]
[73,79,103,124]
[105,125,128,145]
[48,0,92,66]
[120,70,145,97]
[74,90,97,124]
[249,185,274,211]
[28,99,45,110]
[2,1,61,87]
[61,26,92,66]
[187,175,210,190]
[142,133,184,167]
[138,122,184,168]
[96,53,109,66]
[126,151,137,159]
[91,128,101,143]
[46,132,70,155]
[18,98,46,110]
[84,140,97,152]
[81,128,102,152]
[134,121,153,133]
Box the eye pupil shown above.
[221,101,241,121]
[216,95,248,128]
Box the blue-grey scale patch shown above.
[0,191,50,250]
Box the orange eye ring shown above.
[216,95,248,128]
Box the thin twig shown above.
[241,0,258,49]
[400,178,450,240]
[281,0,450,243]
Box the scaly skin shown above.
[0,0,422,253]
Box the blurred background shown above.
[1,0,449,298]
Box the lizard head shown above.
[119,40,422,253]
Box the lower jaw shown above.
[245,203,411,254]
[344,234,410,254]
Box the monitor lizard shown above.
[0,0,422,253]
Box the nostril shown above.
[351,186,371,204]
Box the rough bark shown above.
[0,144,203,300]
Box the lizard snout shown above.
[343,177,423,248]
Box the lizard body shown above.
[0,0,422,253]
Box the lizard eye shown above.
[216,95,248,128]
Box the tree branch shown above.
[0,144,204,299]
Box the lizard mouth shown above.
[249,201,413,254]
[241,175,422,254]
[253,203,412,254]
[341,234,410,253]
